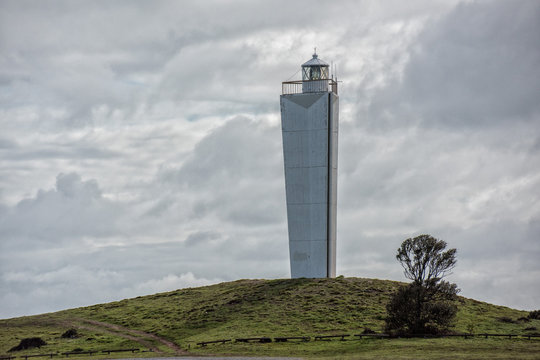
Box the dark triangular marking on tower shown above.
[288,93,325,109]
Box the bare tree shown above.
[396,234,457,287]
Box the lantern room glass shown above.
[302,65,329,81]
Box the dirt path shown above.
[60,318,186,355]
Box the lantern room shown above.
[301,52,330,81]
[281,51,338,95]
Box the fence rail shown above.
[2,348,146,359]
[2,333,537,358]
[194,333,540,347]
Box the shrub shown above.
[525,326,537,331]
[497,316,517,324]
[9,337,47,352]
[385,281,458,335]
[61,329,79,339]
[362,327,376,334]
[529,310,540,320]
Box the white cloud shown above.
[133,272,222,295]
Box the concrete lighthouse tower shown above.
[280,52,339,278]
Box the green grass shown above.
[1,277,539,359]
[189,338,540,359]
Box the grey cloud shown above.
[337,0,540,310]
[173,117,280,187]
[0,173,121,243]
[0,1,339,128]
[371,0,540,129]
[158,117,286,226]
[184,231,222,247]
[0,138,17,149]
[7,146,119,161]
[1,0,539,318]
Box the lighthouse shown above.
[280,52,339,278]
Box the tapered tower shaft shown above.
[280,53,339,278]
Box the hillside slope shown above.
[1,277,538,358]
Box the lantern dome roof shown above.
[302,53,329,67]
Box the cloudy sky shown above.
[1,0,539,319]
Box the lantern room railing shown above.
[282,79,338,95]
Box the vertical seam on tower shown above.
[327,92,332,278]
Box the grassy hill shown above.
[1,277,539,359]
